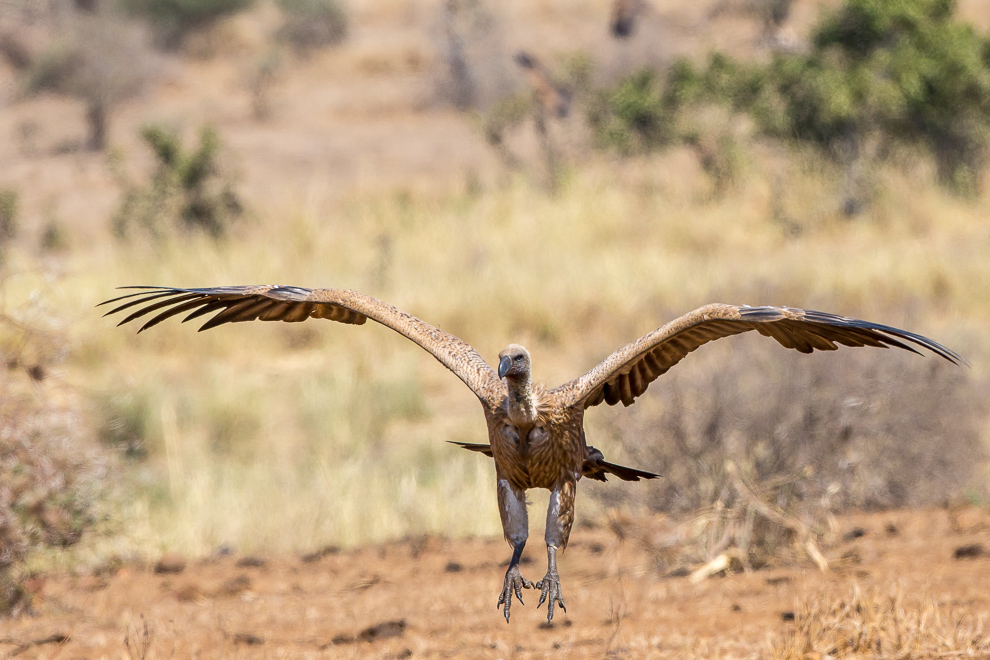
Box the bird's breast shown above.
[502,423,551,456]
[527,425,551,450]
[491,422,573,490]
[501,424,524,453]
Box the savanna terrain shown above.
[1,0,990,657]
[4,508,990,658]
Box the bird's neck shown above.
[505,375,537,427]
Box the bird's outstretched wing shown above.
[551,303,966,410]
[99,285,505,407]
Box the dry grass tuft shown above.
[0,277,114,615]
[771,583,990,659]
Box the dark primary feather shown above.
[99,285,367,332]
[554,303,965,410]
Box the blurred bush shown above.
[39,219,69,253]
[93,390,159,460]
[587,59,755,194]
[588,69,670,155]
[276,0,348,55]
[768,0,990,195]
[481,92,531,170]
[0,190,17,260]
[22,12,155,150]
[119,0,255,49]
[589,0,990,200]
[0,290,113,615]
[433,0,515,111]
[112,124,243,240]
[479,52,589,192]
[246,50,284,121]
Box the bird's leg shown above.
[498,539,534,623]
[496,479,533,623]
[537,482,573,621]
[536,544,565,621]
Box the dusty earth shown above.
[2,508,989,659]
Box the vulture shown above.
[100,285,964,623]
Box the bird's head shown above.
[498,344,531,380]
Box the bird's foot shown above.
[497,565,534,623]
[535,570,566,622]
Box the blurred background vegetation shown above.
[0,0,988,613]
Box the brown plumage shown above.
[449,442,658,483]
[100,286,965,623]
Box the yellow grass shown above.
[771,583,990,658]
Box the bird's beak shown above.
[498,356,511,379]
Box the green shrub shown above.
[0,189,16,244]
[588,69,670,155]
[765,0,990,191]
[587,55,767,154]
[39,220,69,253]
[590,0,990,196]
[587,60,751,193]
[113,124,242,240]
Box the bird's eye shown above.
[514,355,523,361]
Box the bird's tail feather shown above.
[447,441,493,457]
[592,460,661,482]
[449,441,660,482]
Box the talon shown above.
[535,571,564,621]
[499,564,533,623]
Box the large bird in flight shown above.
[100,285,964,622]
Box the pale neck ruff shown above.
[505,375,537,427]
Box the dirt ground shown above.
[2,508,989,659]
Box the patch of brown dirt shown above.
[2,508,988,659]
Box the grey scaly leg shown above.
[496,479,533,623]
[537,486,567,621]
